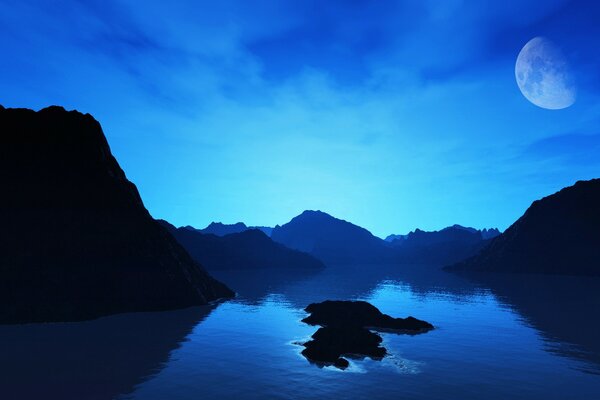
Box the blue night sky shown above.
[1,0,599,237]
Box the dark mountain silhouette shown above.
[384,233,407,242]
[196,222,248,236]
[186,222,273,237]
[160,220,324,271]
[447,179,600,276]
[270,210,393,265]
[0,105,233,323]
[251,226,274,237]
[388,225,500,247]
[390,225,500,265]
[270,211,497,266]
[481,227,501,240]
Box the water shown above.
[1,265,599,399]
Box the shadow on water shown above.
[461,272,600,375]
[382,265,600,375]
[0,305,216,400]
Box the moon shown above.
[515,37,576,110]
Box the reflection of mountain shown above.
[448,179,600,276]
[271,210,392,265]
[0,106,232,323]
[160,220,324,271]
[222,263,600,376]
[0,305,215,400]
[214,264,484,309]
[210,268,322,305]
[467,273,600,374]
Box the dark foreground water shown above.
[1,265,599,400]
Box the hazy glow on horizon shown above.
[0,0,599,237]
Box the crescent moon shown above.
[515,37,576,110]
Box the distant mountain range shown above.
[447,179,600,276]
[271,210,393,265]
[186,222,274,237]
[4,104,598,329]
[0,106,233,323]
[390,225,501,265]
[387,225,500,244]
[269,210,498,266]
[160,220,324,271]
[385,234,407,242]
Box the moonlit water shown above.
[1,266,599,400]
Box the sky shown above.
[1,0,599,237]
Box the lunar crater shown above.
[515,37,576,110]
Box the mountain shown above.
[447,179,600,276]
[197,222,248,236]
[187,222,273,237]
[160,221,325,271]
[251,226,274,237]
[390,225,498,265]
[0,106,233,323]
[385,234,407,243]
[270,210,392,265]
[481,228,501,240]
[269,211,496,266]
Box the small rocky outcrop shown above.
[300,300,433,369]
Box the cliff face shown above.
[0,106,233,323]
[447,179,600,276]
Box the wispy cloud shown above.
[0,0,599,235]
[524,133,600,165]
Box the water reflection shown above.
[216,264,600,374]
[461,272,600,375]
[0,305,216,400]
[2,266,599,400]
[214,264,487,309]
[124,266,600,400]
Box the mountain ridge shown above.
[447,179,600,276]
[160,220,325,271]
[271,210,392,265]
[0,105,233,323]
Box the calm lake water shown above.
[1,265,599,400]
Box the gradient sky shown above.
[1,0,600,237]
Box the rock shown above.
[300,300,433,369]
[302,300,434,332]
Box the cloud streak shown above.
[0,0,599,235]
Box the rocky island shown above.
[300,300,433,369]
